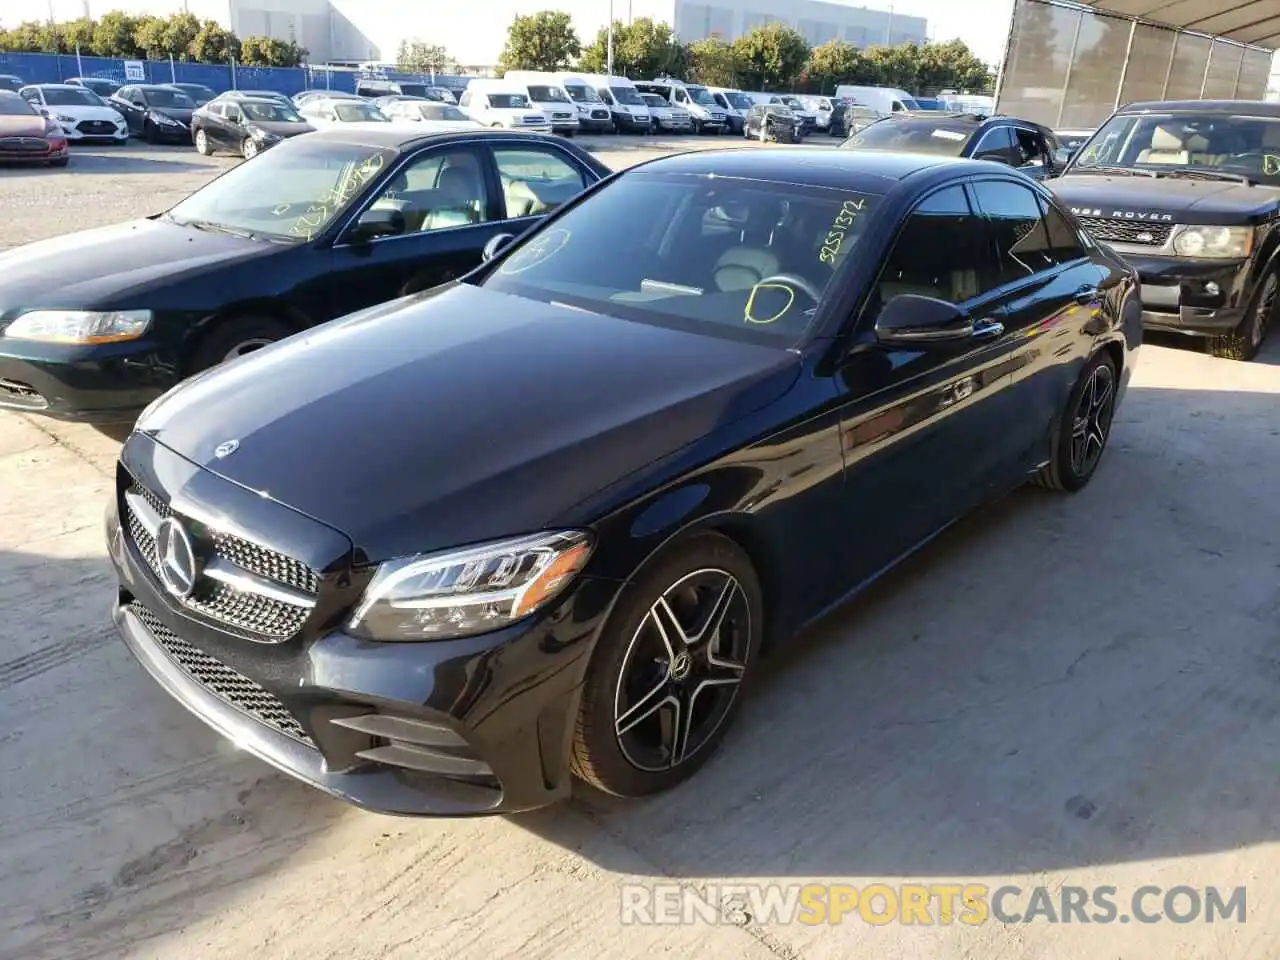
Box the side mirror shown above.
[482,232,515,261]
[874,294,975,345]
[349,206,406,242]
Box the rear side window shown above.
[972,126,1019,164]
[1039,196,1089,263]
[971,180,1060,285]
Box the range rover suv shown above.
[1051,100,1280,360]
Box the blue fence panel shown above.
[0,50,478,97]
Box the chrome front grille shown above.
[124,479,317,642]
[128,600,314,747]
[1076,217,1173,246]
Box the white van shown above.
[457,81,551,132]
[706,86,755,134]
[635,78,727,134]
[834,85,921,115]
[580,73,650,133]
[488,72,579,136]
[545,72,615,132]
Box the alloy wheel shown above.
[242,138,258,160]
[195,129,209,155]
[1069,362,1115,478]
[613,568,751,773]
[223,337,273,362]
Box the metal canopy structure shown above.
[1076,0,1280,49]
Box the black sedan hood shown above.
[0,218,267,316]
[1052,173,1280,225]
[141,284,799,562]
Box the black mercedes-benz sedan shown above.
[0,128,608,427]
[107,149,1140,816]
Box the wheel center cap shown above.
[669,652,693,681]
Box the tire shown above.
[692,118,703,135]
[1208,269,1276,361]
[570,532,763,798]
[240,137,258,160]
[759,121,770,143]
[143,120,157,145]
[189,315,294,374]
[194,128,212,156]
[1033,351,1119,493]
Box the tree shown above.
[188,19,240,63]
[162,12,203,61]
[916,38,990,94]
[396,39,453,75]
[863,42,922,92]
[133,15,170,60]
[240,35,307,67]
[807,39,866,93]
[92,11,143,58]
[499,10,580,73]
[687,38,740,87]
[61,17,97,54]
[579,17,688,78]
[732,23,810,91]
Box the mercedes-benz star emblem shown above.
[669,651,693,681]
[154,517,199,599]
[214,439,239,458]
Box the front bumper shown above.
[0,139,68,164]
[58,121,129,141]
[657,117,693,132]
[612,111,649,131]
[576,114,613,132]
[105,437,622,816]
[0,337,173,422]
[1124,253,1251,336]
[147,122,190,141]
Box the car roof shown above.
[631,147,985,189]
[26,83,79,89]
[1119,99,1280,115]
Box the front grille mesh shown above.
[129,601,314,747]
[124,480,317,641]
[1076,217,1173,246]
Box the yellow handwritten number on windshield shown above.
[820,198,866,265]
[744,283,795,324]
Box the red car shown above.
[0,91,69,167]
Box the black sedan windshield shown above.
[141,88,194,108]
[43,87,105,106]
[479,172,880,343]
[242,101,304,122]
[164,139,395,241]
[1072,112,1280,184]
[842,118,973,155]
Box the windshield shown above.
[42,87,104,106]
[335,101,388,122]
[177,84,215,100]
[166,139,395,242]
[610,85,644,106]
[243,101,304,122]
[686,85,716,106]
[0,96,36,116]
[1071,112,1280,184]
[397,83,428,98]
[641,94,667,109]
[528,85,570,103]
[843,119,973,156]
[81,79,119,94]
[141,88,194,108]
[489,93,530,109]
[782,97,807,111]
[563,83,601,103]
[477,172,881,344]
[419,103,469,121]
[724,91,754,110]
[0,78,21,92]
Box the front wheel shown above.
[571,533,762,798]
[143,120,157,144]
[240,137,259,160]
[1033,351,1118,493]
[194,128,212,155]
[759,122,770,143]
[1208,270,1276,361]
[189,315,294,374]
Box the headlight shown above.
[246,124,276,140]
[347,530,593,641]
[1172,225,1253,258]
[150,111,179,126]
[55,114,75,123]
[3,309,151,344]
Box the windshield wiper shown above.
[1155,168,1253,185]
[172,217,261,240]
[1073,164,1157,177]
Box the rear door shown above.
[488,140,593,236]
[834,181,1023,585]
[968,177,1106,476]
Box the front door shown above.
[834,182,1024,586]
[327,144,506,316]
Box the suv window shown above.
[971,180,1060,285]
[873,184,1002,309]
[971,125,1019,165]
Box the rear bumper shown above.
[1126,253,1251,337]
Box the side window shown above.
[972,125,1018,165]
[1013,127,1045,167]
[891,100,906,112]
[493,146,587,218]
[1039,195,1088,263]
[225,104,242,122]
[458,89,472,107]
[207,103,224,118]
[21,88,40,104]
[367,149,489,234]
[874,184,1001,309]
[971,180,1058,284]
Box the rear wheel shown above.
[194,128,212,155]
[1033,351,1118,493]
[1208,270,1276,361]
[189,315,294,374]
[571,533,762,798]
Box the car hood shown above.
[1051,173,1280,225]
[45,103,122,121]
[140,283,800,562]
[253,119,313,136]
[0,115,48,137]
[0,217,266,316]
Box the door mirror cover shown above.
[874,294,974,345]
[350,206,406,242]
[482,232,515,262]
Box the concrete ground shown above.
[2,138,1280,960]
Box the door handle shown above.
[1074,285,1099,304]
[971,317,1004,339]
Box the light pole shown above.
[607,0,614,77]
